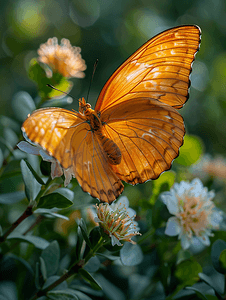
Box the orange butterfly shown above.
[22,25,201,203]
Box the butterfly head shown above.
[78,97,92,114]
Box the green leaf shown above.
[11,91,36,122]
[55,188,74,201]
[88,226,101,248]
[20,159,41,201]
[211,239,226,274]
[0,148,3,168]
[47,289,79,300]
[75,226,84,261]
[34,208,69,220]
[41,241,60,277]
[69,291,93,300]
[120,242,143,266]
[84,256,100,273]
[7,253,34,277]
[7,233,49,249]
[185,287,208,300]
[39,257,47,281]
[23,159,45,185]
[40,160,51,176]
[78,268,102,290]
[0,281,17,300]
[96,253,120,261]
[28,58,72,101]
[37,192,73,209]
[3,127,18,149]
[0,115,20,133]
[175,134,204,166]
[199,272,224,295]
[219,249,226,270]
[175,259,202,286]
[0,191,26,204]
[78,219,92,248]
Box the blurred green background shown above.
[1,0,226,156]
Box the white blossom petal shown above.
[165,217,181,236]
[180,234,191,250]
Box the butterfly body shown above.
[22,25,201,203]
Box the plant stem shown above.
[84,236,105,263]
[0,205,33,244]
[29,265,80,300]
[35,176,54,205]
[29,236,105,300]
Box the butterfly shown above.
[22,25,201,203]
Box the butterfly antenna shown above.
[46,84,82,104]
[87,59,98,102]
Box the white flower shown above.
[191,154,226,180]
[94,196,141,246]
[17,140,73,186]
[161,178,223,250]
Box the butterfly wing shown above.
[22,108,123,203]
[95,25,201,113]
[71,128,124,203]
[101,98,184,184]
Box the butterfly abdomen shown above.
[97,133,121,165]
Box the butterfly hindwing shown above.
[71,129,124,202]
[101,98,185,184]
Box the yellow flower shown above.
[94,197,141,246]
[37,37,86,78]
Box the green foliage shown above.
[211,240,226,274]
[28,59,72,101]
[37,193,74,209]
[0,191,25,204]
[11,92,36,122]
[175,259,202,286]
[175,135,203,166]
[41,241,60,277]
[20,159,41,202]
[7,233,50,249]
[120,242,143,266]
[78,269,102,290]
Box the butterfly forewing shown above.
[22,108,123,203]
[22,108,85,169]
[95,25,201,112]
[101,98,185,184]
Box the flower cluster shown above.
[94,197,141,246]
[191,154,226,180]
[162,178,223,249]
[38,37,87,78]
